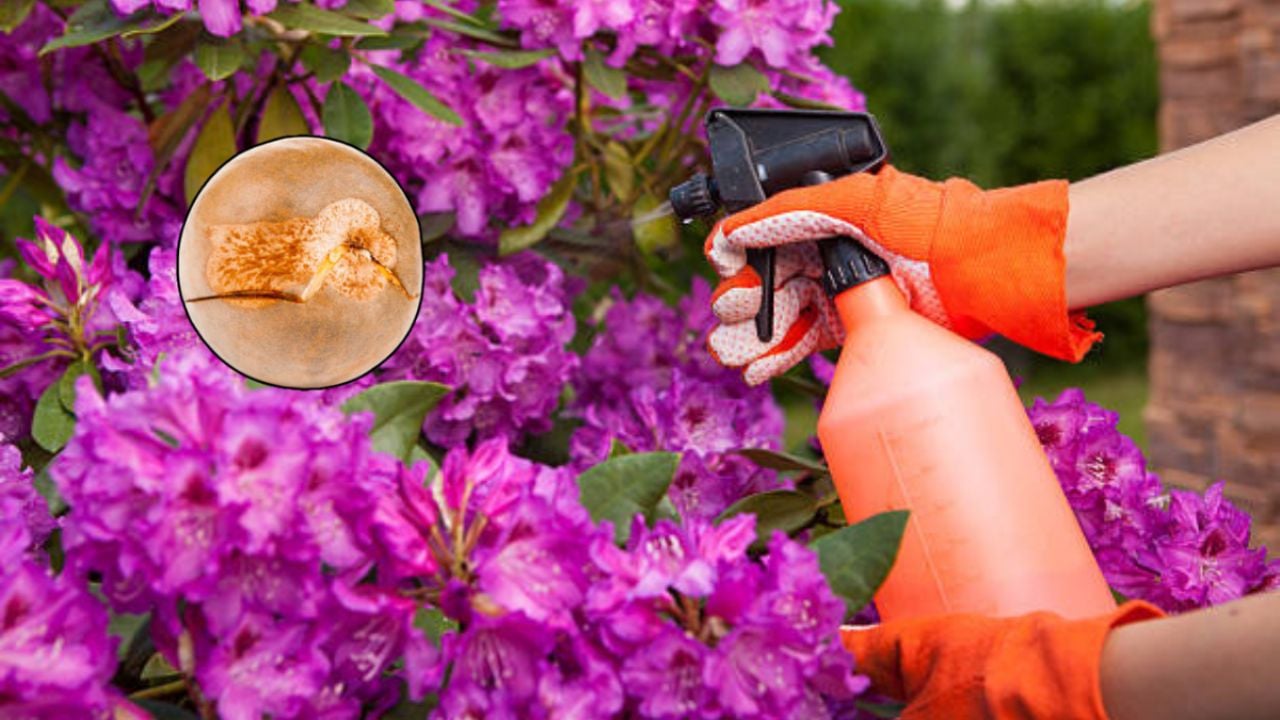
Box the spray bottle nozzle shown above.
[670,108,890,343]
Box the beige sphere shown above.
[178,136,423,389]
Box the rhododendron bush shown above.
[0,1,1275,718]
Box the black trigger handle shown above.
[747,247,775,343]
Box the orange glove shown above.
[840,601,1165,720]
[705,165,1102,384]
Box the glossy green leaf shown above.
[371,65,462,126]
[734,447,829,476]
[422,17,515,46]
[341,381,451,463]
[583,47,627,99]
[257,86,311,143]
[577,452,680,544]
[340,0,395,19]
[709,62,770,106]
[419,212,455,243]
[322,81,373,149]
[354,31,425,51]
[183,103,236,204]
[462,48,554,69]
[811,510,910,614]
[32,382,74,453]
[718,490,819,545]
[40,1,179,54]
[0,0,35,33]
[267,4,388,36]
[497,169,575,255]
[299,44,352,83]
[413,606,456,646]
[132,700,199,720]
[194,39,246,82]
[57,358,100,413]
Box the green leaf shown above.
[39,1,180,54]
[811,510,910,614]
[194,39,246,82]
[322,82,373,149]
[421,17,515,46]
[413,606,456,646]
[734,448,829,476]
[461,48,554,69]
[583,47,627,99]
[257,86,311,143]
[266,4,388,36]
[497,169,575,255]
[354,31,425,51]
[299,44,352,83]
[718,490,819,545]
[608,439,630,458]
[371,65,462,126]
[854,699,909,719]
[184,103,236,204]
[421,0,484,25]
[133,699,199,720]
[57,358,100,413]
[32,382,75,453]
[109,611,150,664]
[0,0,35,33]
[632,193,678,254]
[340,0,395,19]
[419,212,455,243]
[709,62,770,106]
[341,381,451,463]
[577,452,680,544]
[32,466,66,516]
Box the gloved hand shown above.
[704,165,1102,385]
[840,601,1164,720]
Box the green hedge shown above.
[823,0,1157,367]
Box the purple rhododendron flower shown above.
[710,0,839,69]
[0,528,121,717]
[381,253,578,447]
[109,0,347,38]
[53,348,436,717]
[0,444,53,554]
[572,280,785,518]
[54,104,183,246]
[1028,388,1280,612]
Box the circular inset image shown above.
[178,136,423,389]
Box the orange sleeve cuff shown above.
[932,179,1102,363]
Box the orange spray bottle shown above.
[670,108,1114,621]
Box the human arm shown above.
[1099,589,1280,720]
[1066,114,1280,308]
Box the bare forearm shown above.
[1066,115,1280,308]
[1100,591,1280,720]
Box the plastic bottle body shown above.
[817,277,1115,621]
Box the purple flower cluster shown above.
[53,103,184,247]
[52,349,435,718]
[380,253,578,448]
[572,280,785,519]
[109,0,350,38]
[1029,388,1280,611]
[373,438,867,717]
[0,528,121,719]
[349,38,574,238]
[0,219,139,441]
[0,444,53,555]
[496,0,838,70]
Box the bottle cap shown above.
[818,237,890,296]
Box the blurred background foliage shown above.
[818,0,1158,444]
